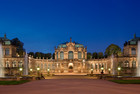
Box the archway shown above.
[68,63,73,73]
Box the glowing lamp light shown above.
[30,68,33,71]
[108,68,111,71]
[37,67,40,71]
[101,67,104,70]
[47,69,50,72]
[118,67,121,71]
[19,68,23,71]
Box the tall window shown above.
[45,63,47,69]
[83,52,85,59]
[68,51,73,59]
[5,61,9,67]
[95,64,98,70]
[132,61,136,68]
[60,51,64,60]
[78,52,82,59]
[99,64,101,70]
[57,52,58,60]
[131,48,136,55]
[12,62,16,67]
[5,48,10,55]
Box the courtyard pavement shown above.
[0,79,140,94]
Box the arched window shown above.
[132,61,136,68]
[45,63,47,69]
[83,52,85,59]
[12,61,16,67]
[57,52,58,60]
[5,48,10,55]
[68,51,73,59]
[78,51,82,59]
[60,51,64,60]
[131,48,136,55]
[99,64,101,69]
[124,61,129,67]
[95,64,98,70]
[41,64,43,70]
[5,61,9,67]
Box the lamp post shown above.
[37,67,40,77]
[30,68,33,75]
[108,68,111,75]
[91,69,93,76]
[117,67,121,76]
[19,68,23,77]
[100,66,104,79]
[47,68,50,76]
[101,66,104,74]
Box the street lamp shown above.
[19,68,23,76]
[91,69,93,76]
[117,67,121,76]
[101,66,104,74]
[47,68,50,76]
[30,68,33,75]
[108,68,111,74]
[37,67,40,77]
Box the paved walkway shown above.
[0,79,140,94]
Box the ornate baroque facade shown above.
[1,34,140,75]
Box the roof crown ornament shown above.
[70,37,72,42]
[134,33,136,38]
[4,34,6,39]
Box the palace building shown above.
[0,34,24,76]
[0,34,140,76]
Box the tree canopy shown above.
[105,44,122,57]
[11,38,25,57]
[28,52,54,59]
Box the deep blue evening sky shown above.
[0,0,140,53]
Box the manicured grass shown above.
[0,80,30,85]
[110,80,140,84]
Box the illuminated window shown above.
[124,61,129,67]
[12,62,16,67]
[132,61,136,68]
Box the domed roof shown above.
[124,34,140,46]
[58,38,84,48]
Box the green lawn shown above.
[0,80,30,85]
[110,80,140,84]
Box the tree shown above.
[98,52,104,59]
[28,52,35,57]
[11,38,25,57]
[105,44,121,57]
[87,52,92,59]
[34,52,42,58]
[92,52,98,59]
[45,53,52,59]
[52,53,55,59]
